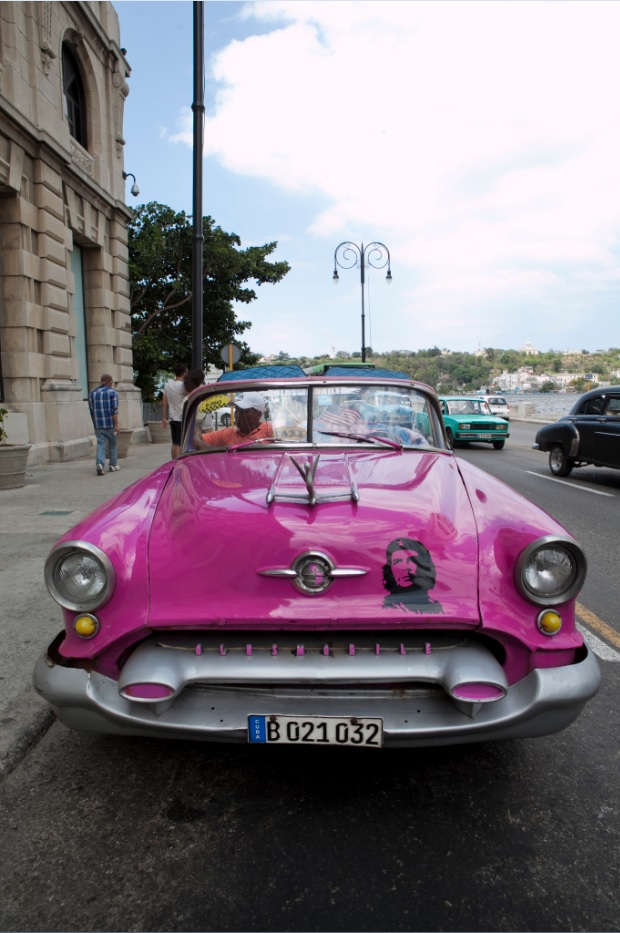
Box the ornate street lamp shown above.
[332,241,392,362]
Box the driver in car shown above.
[196,392,273,448]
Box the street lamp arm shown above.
[333,241,363,273]
[362,241,391,274]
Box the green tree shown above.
[499,350,520,369]
[128,202,290,399]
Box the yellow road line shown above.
[576,602,620,650]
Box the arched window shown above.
[62,43,87,148]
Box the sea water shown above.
[507,392,581,420]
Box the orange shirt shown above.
[201,421,274,447]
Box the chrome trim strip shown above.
[258,550,368,593]
[258,569,298,579]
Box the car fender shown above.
[534,421,579,457]
[50,462,175,663]
[455,458,584,670]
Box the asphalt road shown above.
[0,428,618,933]
[0,671,617,933]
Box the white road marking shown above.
[577,623,620,662]
[525,471,615,496]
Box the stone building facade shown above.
[0,1,144,464]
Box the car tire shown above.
[221,413,231,427]
[549,445,574,477]
[446,428,454,449]
[492,440,505,450]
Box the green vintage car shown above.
[438,396,509,449]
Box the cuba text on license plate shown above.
[248,715,383,747]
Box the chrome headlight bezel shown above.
[515,536,586,607]
[44,541,115,612]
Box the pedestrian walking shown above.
[182,369,215,434]
[161,363,188,459]
[89,374,119,476]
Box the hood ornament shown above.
[259,551,367,595]
[266,453,360,506]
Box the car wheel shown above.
[220,413,231,427]
[492,439,505,450]
[446,428,454,449]
[549,445,574,477]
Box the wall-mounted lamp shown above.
[122,172,140,197]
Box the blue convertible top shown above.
[317,366,410,380]
[218,364,411,382]
[218,365,305,382]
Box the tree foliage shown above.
[128,202,290,399]
[290,347,620,394]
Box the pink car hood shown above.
[147,449,480,628]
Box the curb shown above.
[0,686,56,782]
[511,417,553,425]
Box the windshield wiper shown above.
[315,431,403,450]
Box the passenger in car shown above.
[196,392,273,448]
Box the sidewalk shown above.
[0,439,172,779]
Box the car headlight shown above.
[45,541,115,611]
[515,536,586,606]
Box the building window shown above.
[62,44,87,148]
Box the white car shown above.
[482,395,510,420]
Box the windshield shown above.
[447,399,491,416]
[182,383,444,452]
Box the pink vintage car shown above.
[34,365,601,748]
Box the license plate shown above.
[248,714,383,747]
[476,434,492,439]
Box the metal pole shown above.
[360,242,366,363]
[191,1,205,371]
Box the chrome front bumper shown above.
[33,632,601,748]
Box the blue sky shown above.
[115,0,620,359]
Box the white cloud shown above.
[169,0,620,353]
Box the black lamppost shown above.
[191,1,205,371]
[332,242,392,362]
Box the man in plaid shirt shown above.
[89,374,119,476]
